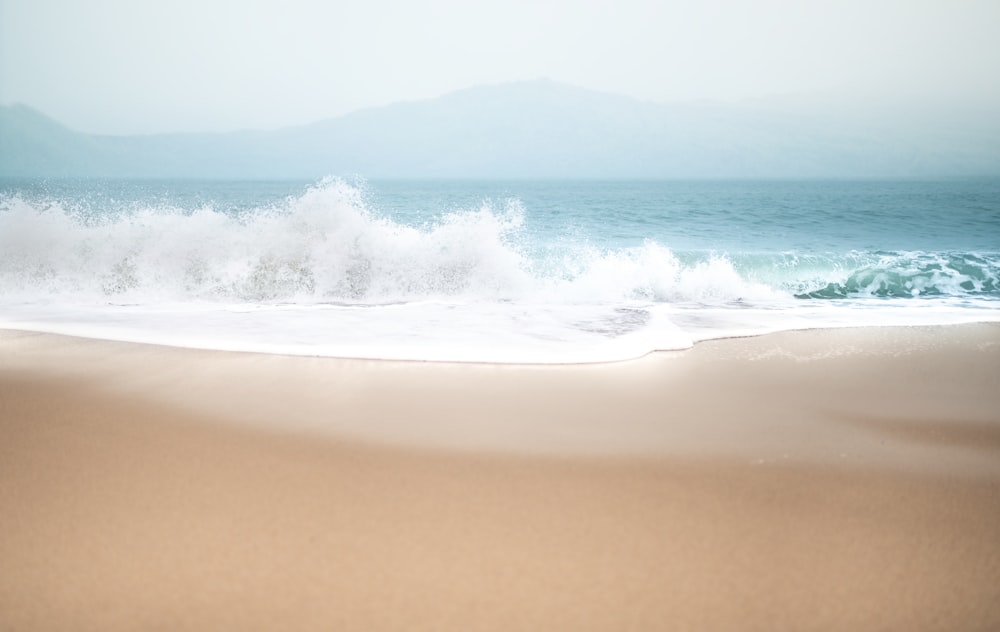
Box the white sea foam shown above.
[2,178,998,362]
[0,179,786,305]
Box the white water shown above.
[2,178,998,363]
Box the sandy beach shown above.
[2,323,999,630]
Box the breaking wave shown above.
[2,178,998,306]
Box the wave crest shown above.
[0,178,532,303]
[2,179,998,306]
[793,252,1000,299]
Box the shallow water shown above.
[2,177,998,362]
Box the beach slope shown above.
[2,324,999,630]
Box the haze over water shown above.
[3,1,999,135]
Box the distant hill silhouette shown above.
[2,80,998,178]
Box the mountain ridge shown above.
[2,80,999,178]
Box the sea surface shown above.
[2,177,999,362]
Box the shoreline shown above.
[2,322,999,466]
[2,323,1000,629]
[4,307,1000,365]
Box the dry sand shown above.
[2,324,999,630]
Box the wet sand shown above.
[2,324,999,630]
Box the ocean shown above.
[1,177,998,362]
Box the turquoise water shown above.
[1,177,998,361]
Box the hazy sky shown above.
[2,0,999,134]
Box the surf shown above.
[2,177,999,362]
